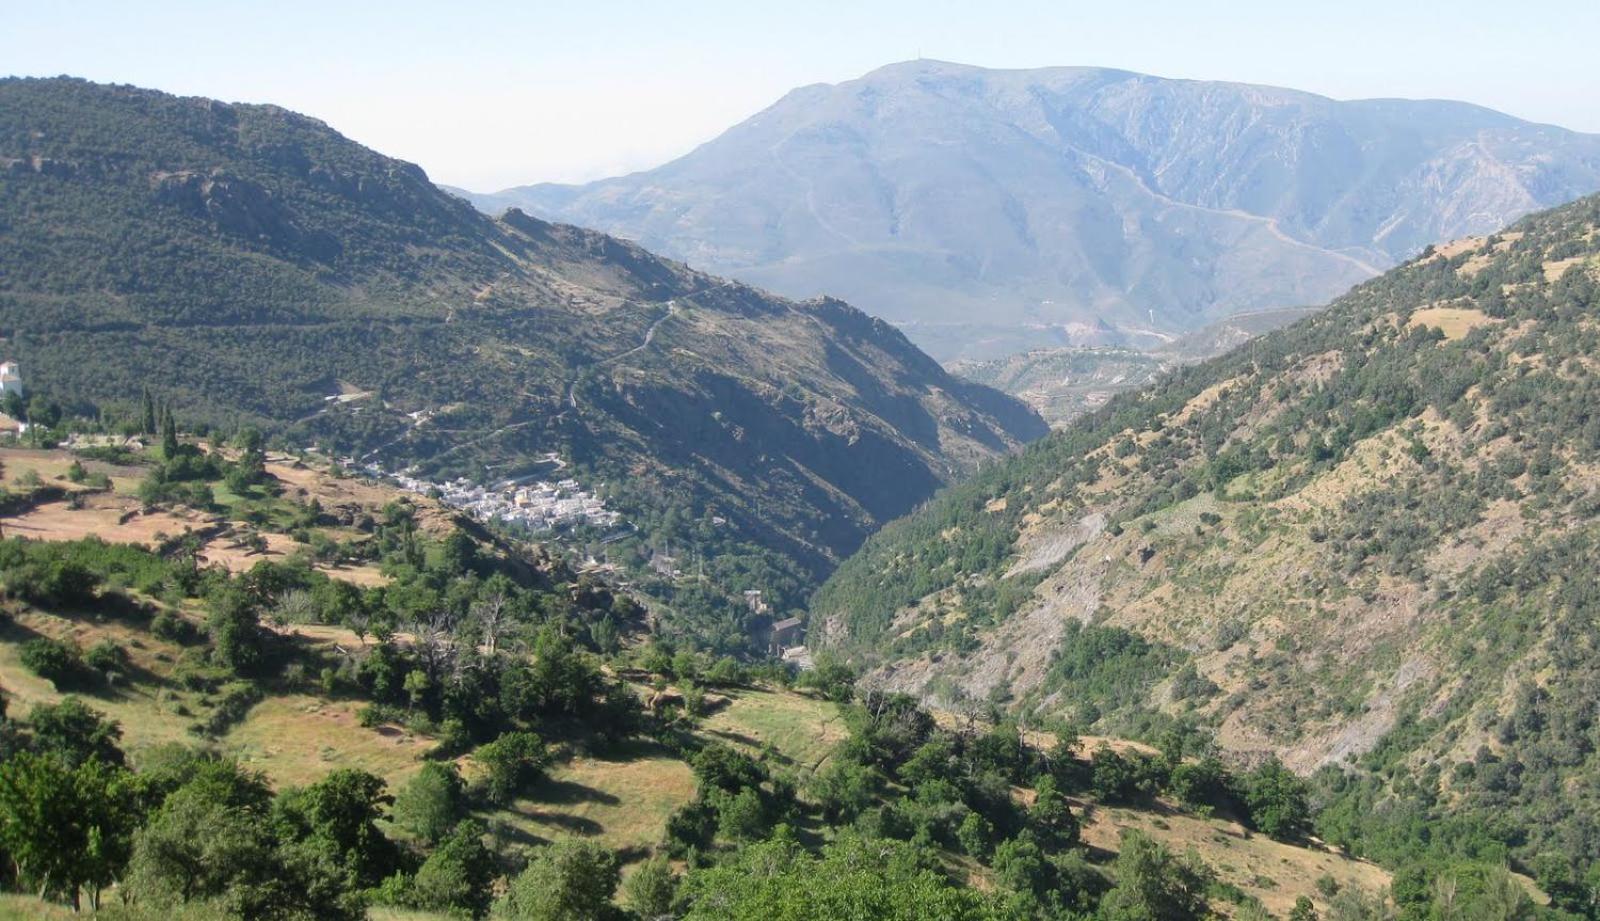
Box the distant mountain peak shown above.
[467,62,1600,362]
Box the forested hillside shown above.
[0,77,1045,644]
[815,192,1600,895]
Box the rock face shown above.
[0,76,1046,590]
[472,61,1600,361]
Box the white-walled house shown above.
[0,361,22,398]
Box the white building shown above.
[0,361,22,398]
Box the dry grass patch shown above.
[0,495,209,546]
[221,694,434,789]
[700,687,846,773]
[1080,800,1390,916]
[0,610,200,755]
[496,744,696,854]
[1409,307,1499,341]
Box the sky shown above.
[4,0,1598,191]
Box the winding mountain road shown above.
[565,298,680,414]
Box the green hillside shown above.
[814,192,1600,896]
[0,77,1045,647]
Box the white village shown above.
[353,457,624,535]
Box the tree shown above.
[1291,895,1320,921]
[1028,774,1080,851]
[393,761,466,845]
[691,743,766,797]
[624,854,678,920]
[208,584,272,676]
[161,406,179,458]
[127,762,360,920]
[18,638,87,690]
[1168,756,1236,816]
[409,820,496,919]
[676,832,997,920]
[440,530,478,576]
[1091,746,1143,804]
[715,787,769,842]
[476,730,552,805]
[495,838,622,921]
[957,811,993,858]
[809,758,878,823]
[404,668,432,712]
[1098,830,1213,921]
[971,722,1030,782]
[272,768,398,890]
[1242,758,1310,841]
[142,388,158,436]
[26,696,125,767]
[993,832,1050,896]
[0,751,140,911]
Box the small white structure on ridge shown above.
[0,361,22,398]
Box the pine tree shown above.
[141,389,156,436]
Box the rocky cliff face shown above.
[473,61,1600,361]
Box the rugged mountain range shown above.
[0,77,1045,604]
[471,60,1600,361]
[812,192,1600,862]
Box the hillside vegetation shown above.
[0,440,1409,919]
[0,76,1044,642]
[815,192,1600,898]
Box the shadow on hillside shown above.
[533,777,621,807]
[517,807,604,836]
[488,819,549,849]
[579,736,676,763]
[705,728,763,749]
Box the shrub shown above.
[475,730,551,805]
[19,636,87,689]
[85,640,131,678]
[150,611,202,644]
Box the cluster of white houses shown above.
[359,462,623,534]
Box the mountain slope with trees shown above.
[473,60,1600,361]
[0,77,1045,627]
[813,191,1600,895]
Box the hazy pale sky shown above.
[5,0,1597,191]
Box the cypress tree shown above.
[161,406,179,457]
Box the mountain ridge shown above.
[469,60,1600,360]
[0,76,1045,642]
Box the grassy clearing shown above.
[1408,306,1498,341]
[221,693,435,790]
[0,609,203,755]
[490,740,697,857]
[700,686,846,774]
